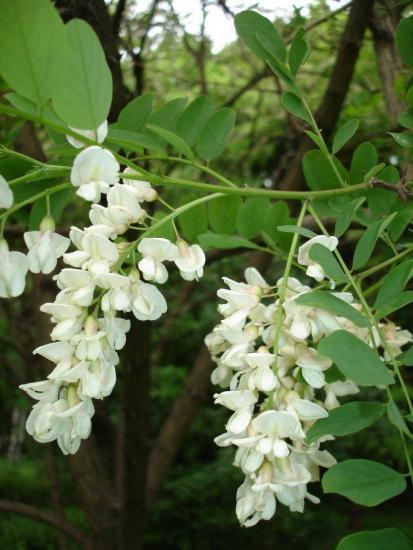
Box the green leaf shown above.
[276,225,316,239]
[296,291,369,328]
[388,209,412,241]
[318,330,394,386]
[176,96,215,147]
[374,260,413,312]
[234,10,286,63]
[397,345,413,366]
[0,0,66,105]
[237,198,270,239]
[281,92,311,123]
[335,197,365,237]
[349,142,378,185]
[306,402,384,444]
[288,28,309,76]
[53,19,112,129]
[106,129,165,153]
[146,97,188,131]
[387,400,411,436]
[390,132,413,149]
[332,119,359,154]
[302,150,345,190]
[178,195,208,242]
[308,244,347,284]
[305,130,325,150]
[208,196,242,234]
[197,108,236,161]
[322,459,406,506]
[336,528,412,550]
[352,213,398,270]
[399,109,413,129]
[197,233,260,250]
[395,15,413,69]
[116,93,154,132]
[146,124,194,160]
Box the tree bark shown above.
[146,345,214,509]
[370,2,404,123]
[280,0,376,192]
[117,321,152,550]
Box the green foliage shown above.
[197,233,260,250]
[336,528,411,550]
[303,150,344,190]
[306,402,385,444]
[374,260,413,318]
[0,0,65,105]
[352,213,397,270]
[295,290,369,328]
[197,108,236,161]
[334,197,365,237]
[53,19,113,129]
[318,330,394,386]
[234,10,286,63]
[208,196,242,234]
[395,15,413,69]
[176,96,215,147]
[322,459,407,506]
[308,244,347,283]
[115,93,154,132]
[281,92,311,123]
[332,119,359,154]
[236,198,270,238]
[348,142,377,184]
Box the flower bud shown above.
[84,315,98,336]
[40,215,56,232]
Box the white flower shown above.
[0,174,13,209]
[214,390,257,434]
[0,240,28,298]
[297,235,338,282]
[129,273,167,321]
[66,120,108,149]
[19,380,59,402]
[294,345,332,388]
[250,410,301,457]
[40,302,84,341]
[56,395,95,455]
[55,269,96,306]
[24,230,70,274]
[98,273,131,313]
[324,380,359,410]
[70,146,119,202]
[122,168,157,202]
[174,240,205,281]
[138,238,178,284]
[236,476,276,526]
[99,313,130,350]
[26,399,69,444]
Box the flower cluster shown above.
[206,239,412,526]
[2,124,207,454]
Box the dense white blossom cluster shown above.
[0,124,206,454]
[206,244,412,526]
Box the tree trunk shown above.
[117,321,152,550]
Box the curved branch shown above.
[0,500,92,549]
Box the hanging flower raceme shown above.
[17,144,208,454]
[206,254,412,527]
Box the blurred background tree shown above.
[0,0,412,549]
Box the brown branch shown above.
[369,1,404,123]
[0,500,92,549]
[370,172,411,202]
[112,0,127,36]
